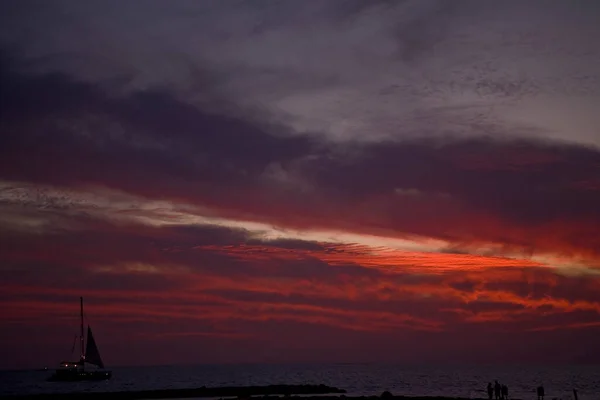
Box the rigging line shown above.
[70,334,77,354]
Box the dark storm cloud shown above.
[2,0,600,148]
[2,49,600,261]
[0,50,319,192]
[2,0,600,369]
[309,136,600,223]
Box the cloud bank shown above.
[1,0,600,368]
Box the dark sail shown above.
[85,326,105,368]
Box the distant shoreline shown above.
[0,395,516,400]
[0,384,518,400]
[1,384,343,400]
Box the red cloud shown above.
[2,54,600,367]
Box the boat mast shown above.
[80,296,85,363]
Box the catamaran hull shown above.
[48,370,112,382]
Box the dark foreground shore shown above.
[1,384,344,400]
[1,395,516,400]
[0,385,520,400]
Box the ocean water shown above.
[0,364,598,399]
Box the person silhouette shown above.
[501,384,508,399]
[487,382,493,400]
[494,380,501,400]
[537,384,545,400]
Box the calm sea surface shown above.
[1,364,598,399]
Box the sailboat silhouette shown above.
[48,297,112,381]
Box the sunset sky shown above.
[1,0,600,369]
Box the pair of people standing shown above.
[487,380,508,399]
[537,385,545,399]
